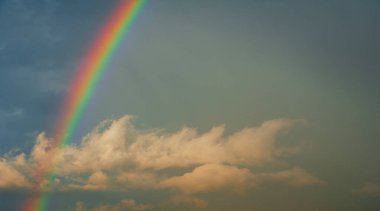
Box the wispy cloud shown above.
[0,108,24,117]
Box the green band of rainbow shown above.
[22,1,146,211]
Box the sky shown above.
[0,0,380,210]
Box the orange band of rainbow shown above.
[22,1,146,210]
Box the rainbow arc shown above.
[22,1,146,210]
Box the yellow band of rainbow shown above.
[22,1,146,210]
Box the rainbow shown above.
[22,0,146,210]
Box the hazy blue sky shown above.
[0,0,379,210]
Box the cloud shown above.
[57,117,134,174]
[92,199,153,211]
[262,168,326,187]
[0,160,31,188]
[31,133,54,170]
[0,108,24,117]
[0,115,324,207]
[88,171,108,186]
[63,171,109,191]
[160,164,257,193]
[75,201,86,211]
[355,183,380,196]
[158,165,322,194]
[56,116,300,174]
[163,195,208,209]
[68,171,109,191]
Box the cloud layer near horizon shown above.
[0,115,324,208]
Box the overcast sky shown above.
[0,0,380,210]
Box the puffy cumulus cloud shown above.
[225,119,301,166]
[31,132,58,177]
[54,116,301,174]
[88,171,108,185]
[355,183,380,196]
[31,132,53,164]
[13,153,28,167]
[0,115,324,208]
[0,160,31,188]
[159,164,257,193]
[60,117,136,174]
[92,199,153,211]
[128,118,300,170]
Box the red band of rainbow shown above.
[22,1,146,210]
